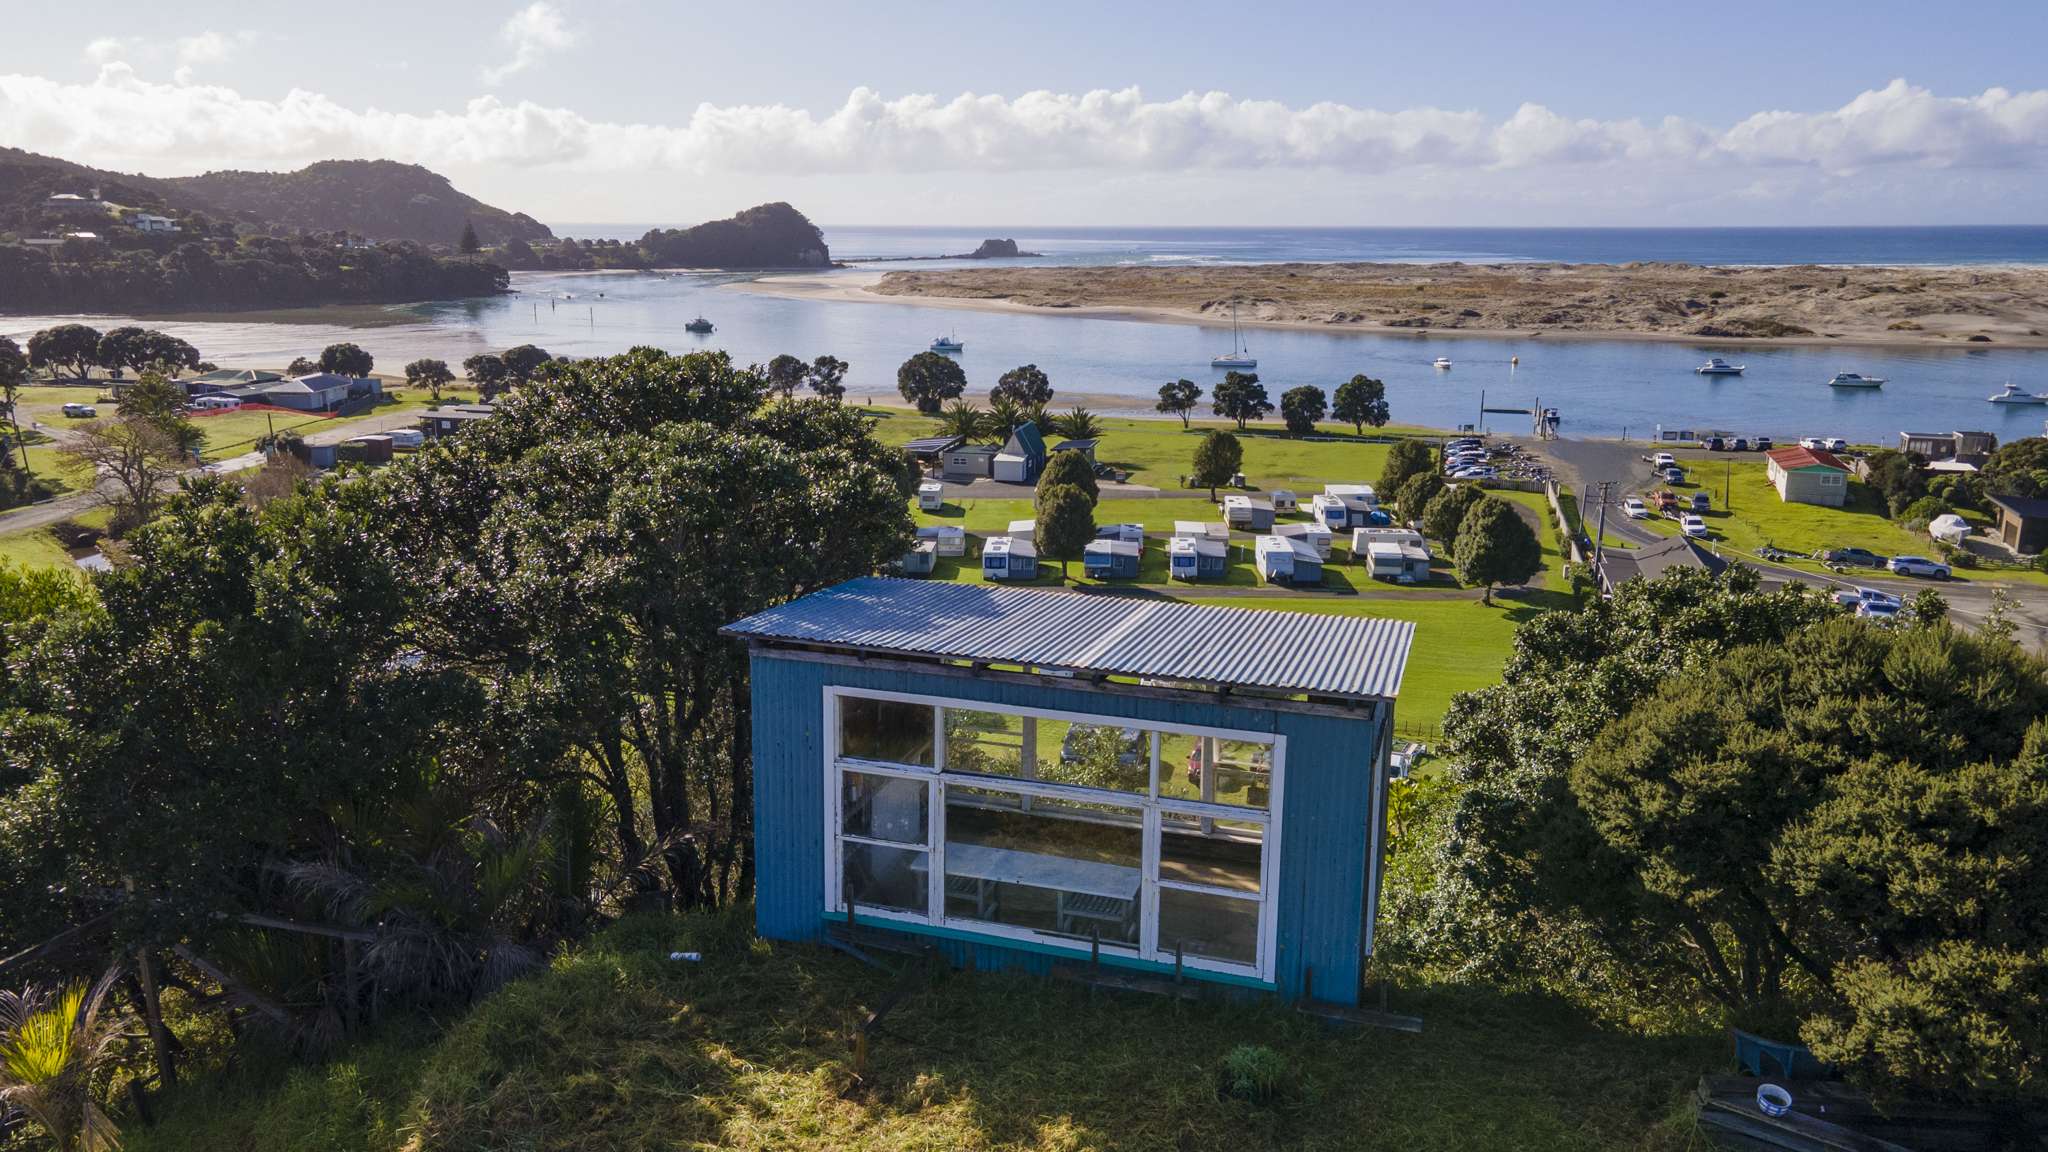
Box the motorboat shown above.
[1695,358,1745,375]
[684,317,714,334]
[930,333,964,353]
[1210,302,1257,369]
[1826,371,1885,389]
[1987,382,2048,405]
[1432,357,1453,370]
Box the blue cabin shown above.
[993,423,1049,485]
[725,579,1413,1005]
[1082,537,1141,579]
[1168,534,1227,581]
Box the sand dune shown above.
[849,262,2048,348]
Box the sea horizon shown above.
[548,223,2048,268]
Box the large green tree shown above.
[1983,436,2048,498]
[1191,429,1242,500]
[1280,385,1327,435]
[1035,483,1096,582]
[1211,372,1271,430]
[1156,379,1201,428]
[319,342,375,377]
[806,355,848,402]
[764,354,808,400]
[1570,621,2048,1103]
[1453,497,1542,603]
[405,357,456,404]
[1379,439,1435,497]
[1038,448,1099,505]
[1421,483,1483,547]
[0,336,28,473]
[27,324,101,381]
[1332,374,1390,434]
[992,364,1054,409]
[1394,470,1445,526]
[896,351,967,415]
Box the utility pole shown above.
[1591,480,1615,576]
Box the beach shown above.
[734,262,2048,350]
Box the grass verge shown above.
[127,909,1717,1152]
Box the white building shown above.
[131,213,181,234]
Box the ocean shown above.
[553,224,2048,268]
[8,225,2048,442]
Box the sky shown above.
[2,0,2046,229]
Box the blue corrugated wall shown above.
[748,650,1384,1005]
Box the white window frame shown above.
[823,685,1284,983]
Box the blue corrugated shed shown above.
[723,577,1411,702]
[737,580,1408,1006]
[747,652,1391,1004]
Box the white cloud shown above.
[78,30,255,85]
[1,69,2043,221]
[480,2,578,86]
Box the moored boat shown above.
[685,316,714,334]
[1827,371,1885,389]
[1210,303,1257,369]
[1695,358,1745,375]
[1987,382,2048,405]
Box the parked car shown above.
[1824,437,1848,452]
[1730,437,1750,452]
[1622,496,1648,519]
[1702,436,1726,451]
[1680,514,1708,538]
[1835,586,1903,611]
[1691,492,1711,513]
[1661,466,1686,484]
[1450,466,1495,480]
[1888,555,1950,579]
[1753,436,1773,451]
[61,402,97,418]
[1821,547,1886,568]
[1651,452,1676,469]
[1857,601,1901,625]
[1799,436,1826,450]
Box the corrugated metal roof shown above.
[723,577,1413,701]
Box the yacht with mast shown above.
[930,332,964,353]
[1210,303,1257,369]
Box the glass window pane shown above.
[1160,816,1264,894]
[842,841,928,915]
[840,697,934,767]
[943,708,1031,779]
[1157,734,1272,809]
[943,785,1142,946]
[1159,887,1260,966]
[1033,720,1148,794]
[841,772,928,845]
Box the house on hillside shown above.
[725,577,1414,1005]
[130,213,181,233]
[1595,535,1728,595]
[44,191,109,217]
[1764,445,1850,507]
[1899,430,1997,468]
[1986,494,2048,555]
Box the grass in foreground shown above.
[127,910,1716,1152]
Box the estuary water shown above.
[7,226,2048,443]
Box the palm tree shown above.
[0,968,127,1152]
[937,400,990,443]
[1054,405,1103,440]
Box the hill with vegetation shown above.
[637,201,830,268]
[0,149,516,312]
[167,159,553,247]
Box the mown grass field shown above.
[863,406,1424,493]
[126,910,1719,1152]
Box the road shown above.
[1541,436,2048,650]
[0,409,428,537]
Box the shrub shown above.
[1898,495,1951,529]
[1218,1044,1291,1104]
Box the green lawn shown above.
[868,405,1433,493]
[1184,595,1536,736]
[125,910,1716,1152]
[0,525,76,571]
